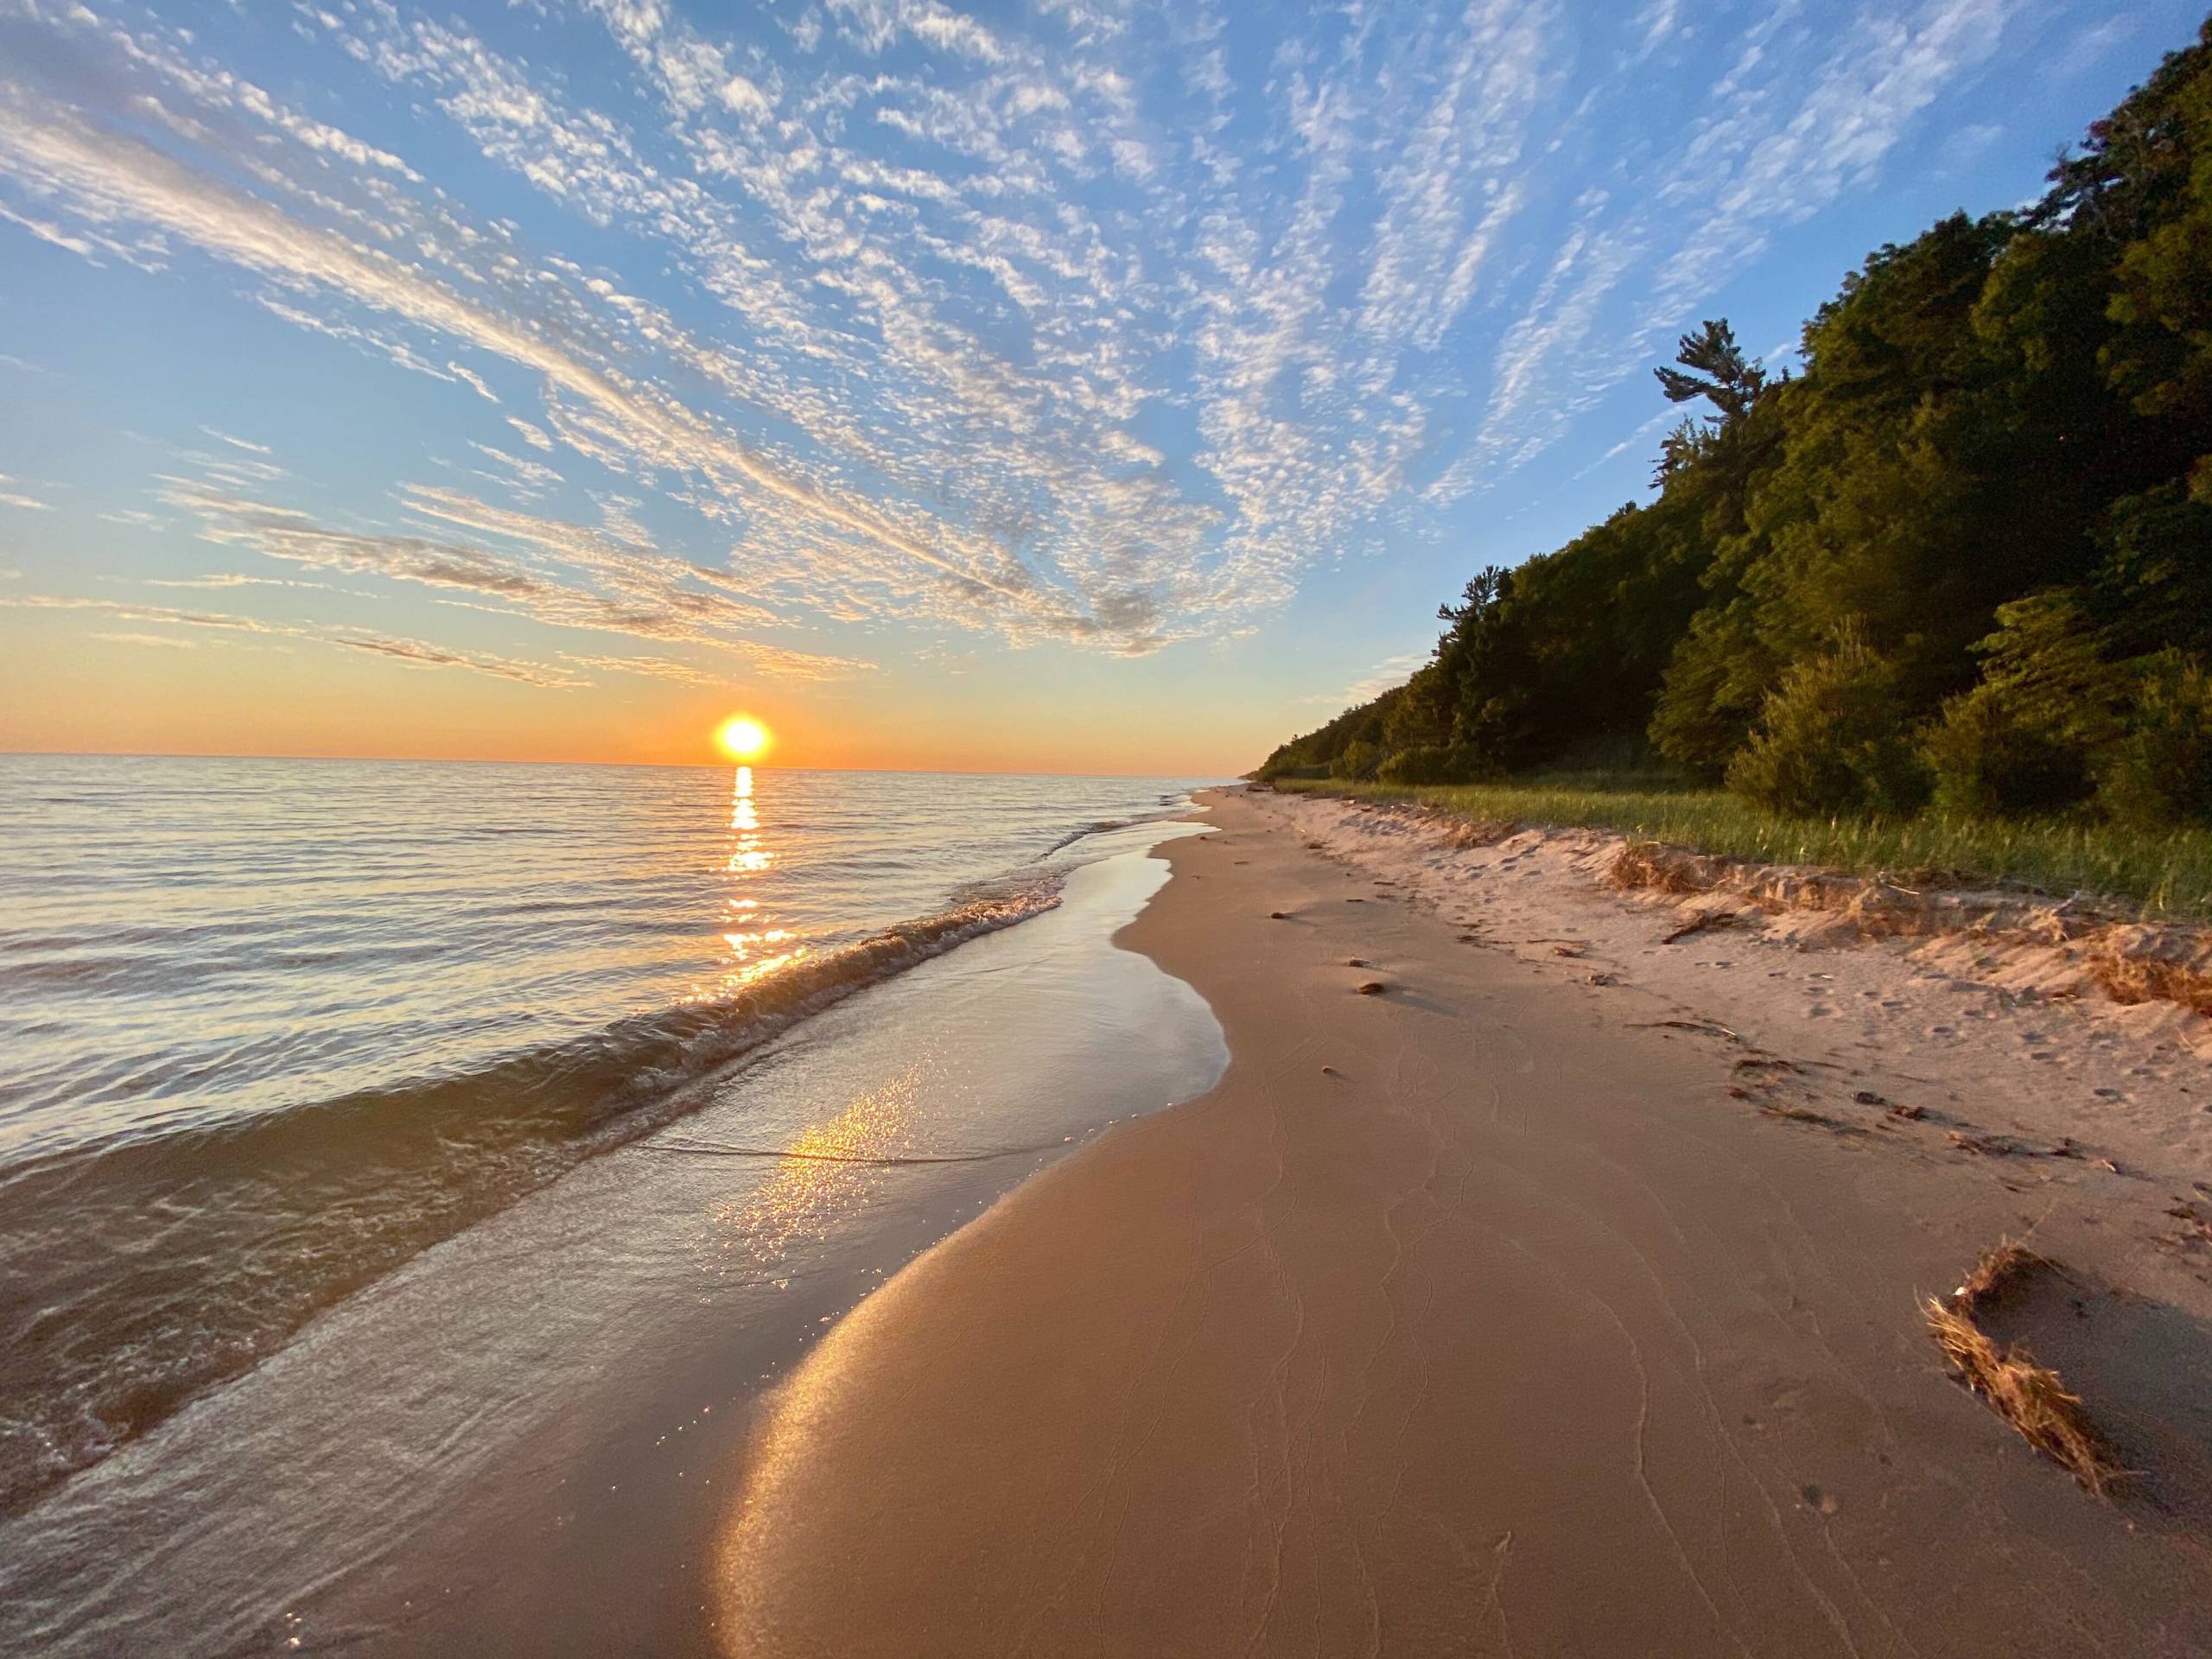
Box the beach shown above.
[718,787,2212,1656]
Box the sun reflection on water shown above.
[705,1065,925,1278]
[695,764,806,1001]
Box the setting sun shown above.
[715,715,772,763]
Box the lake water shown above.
[0,756,1222,1544]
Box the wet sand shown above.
[717,789,2212,1657]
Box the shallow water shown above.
[0,824,1224,1656]
[0,756,1209,1516]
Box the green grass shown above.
[1268,777,2212,922]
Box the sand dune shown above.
[715,789,2212,1657]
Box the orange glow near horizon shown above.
[715,715,772,762]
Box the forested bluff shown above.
[1261,19,2211,833]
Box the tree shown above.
[1655,319,1769,424]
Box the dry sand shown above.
[715,789,2212,1657]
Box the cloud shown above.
[89,630,198,649]
[1303,649,1429,708]
[467,441,564,494]
[448,361,500,403]
[200,427,270,454]
[0,78,1063,631]
[2,592,582,686]
[153,465,871,681]
[326,628,583,685]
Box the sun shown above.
[715,715,772,763]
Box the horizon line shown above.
[0,747,1242,782]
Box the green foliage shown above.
[1650,597,1777,777]
[2101,658,2212,827]
[1376,745,1466,785]
[1255,686,1401,780]
[1255,17,2212,863]
[1923,687,2092,818]
[1332,739,1384,781]
[1725,630,1931,817]
[1655,319,1770,427]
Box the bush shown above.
[1923,689,2093,817]
[2101,658,2212,827]
[1377,745,1466,785]
[1726,632,1931,817]
[1332,740,1384,781]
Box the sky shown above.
[0,0,2196,775]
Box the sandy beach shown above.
[717,788,2212,1657]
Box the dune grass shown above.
[1267,777,2212,922]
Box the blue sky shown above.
[0,0,2196,772]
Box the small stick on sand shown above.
[1948,1130,2015,1155]
[1661,911,1737,944]
[1758,1101,1839,1126]
[1630,1019,1742,1042]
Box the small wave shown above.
[1037,805,1194,860]
[0,880,1061,1516]
[637,1135,1062,1167]
[1039,818,1133,857]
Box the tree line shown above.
[1260,19,2211,830]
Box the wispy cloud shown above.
[200,427,270,455]
[2,593,583,687]
[90,630,198,648]
[1303,649,1429,708]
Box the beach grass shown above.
[1266,777,2212,922]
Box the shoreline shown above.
[715,787,2212,1656]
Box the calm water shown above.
[0,755,1210,1516]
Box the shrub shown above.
[1332,740,1384,781]
[1377,745,1466,785]
[2101,658,2212,827]
[1923,689,2093,817]
[1727,632,1931,817]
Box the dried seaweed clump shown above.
[2090,953,2212,1018]
[1922,1243,2126,1498]
[1430,816,1515,850]
[1607,841,1707,896]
